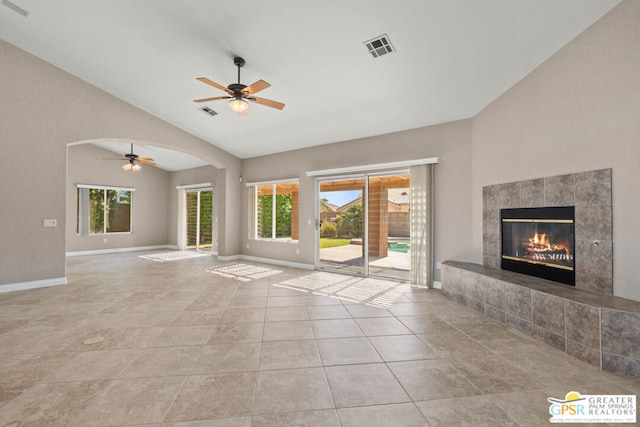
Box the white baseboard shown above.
[217,254,314,271]
[432,281,442,289]
[216,254,242,262]
[66,245,178,257]
[0,277,67,294]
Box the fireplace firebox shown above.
[501,206,575,286]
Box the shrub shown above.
[320,221,338,238]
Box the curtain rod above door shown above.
[175,182,213,190]
[306,157,438,177]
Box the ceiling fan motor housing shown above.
[228,83,247,93]
[233,57,245,67]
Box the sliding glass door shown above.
[318,177,366,275]
[367,173,410,280]
[185,188,213,253]
[317,172,410,280]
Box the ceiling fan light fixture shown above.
[122,160,142,171]
[229,98,249,113]
[108,144,153,171]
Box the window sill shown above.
[249,239,298,244]
[78,232,133,236]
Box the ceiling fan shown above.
[194,56,285,114]
[103,144,156,171]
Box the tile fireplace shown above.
[483,168,612,295]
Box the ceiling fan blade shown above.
[196,77,232,94]
[137,158,156,165]
[193,96,232,103]
[249,96,285,110]
[103,157,129,161]
[244,79,270,95]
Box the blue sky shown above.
[320,190,362,207]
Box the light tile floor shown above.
[0,251,637,426]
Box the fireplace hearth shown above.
[501,206,575,286]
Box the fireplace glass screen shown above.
[501,206,575,285]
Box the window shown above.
[77,185,133,235]
[248,180,298,241]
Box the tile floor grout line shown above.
[248,276,277,418]
[307,289,343,421]
[160,270,237,425]
[2,252,635,426]
[157,346,204,424]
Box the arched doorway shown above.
[65,139,216,257]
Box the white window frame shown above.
[246,178,299,242]
[76,184,135,235]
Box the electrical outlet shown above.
[43,219,57,227]
[435,261,442,269]
[296,248,300,254]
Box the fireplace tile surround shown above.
[483,168,613,294]
[441,168,640,378]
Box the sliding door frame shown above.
[185,187,213,253]
[314,169,409,278]
[176,183,213,253]
[315,174,368,275]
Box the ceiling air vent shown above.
[199,106,218,117]
[364,34,395,58]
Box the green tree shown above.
[89,189,105,233]
[106,190,129,233]
[275,193,292,237]
[319,197,332,213]
[257,194,272,238]
[199,191,213,242]
[258,193,292,238]
[336,204,362,237]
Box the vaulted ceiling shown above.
[0,0,621,170]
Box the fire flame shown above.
[530,232,552,250]
[526,232,569,255]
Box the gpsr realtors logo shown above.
[548,391,636,423]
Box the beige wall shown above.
[66,144,170,252]
[167,165,223,250]
[0,39,241,288]
[241,119,474,279]
[471,0,640,300]
[2,1,638,303]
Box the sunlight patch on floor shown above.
[275,272,353,293]
[274,272,408,308]
[206,263,282,281]
[139,251,210,263]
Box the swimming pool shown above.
[388,239,410,253]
